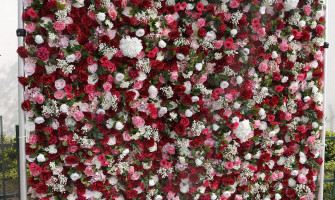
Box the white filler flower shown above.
[119,36,143,58]
[234,119,251,140]
[284,0,299,11]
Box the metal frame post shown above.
[18,0,27,199]
[318,0,328,199]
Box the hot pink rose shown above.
[84,84,95,93]
[304,5,312,15]
[73,110,84,121]
[230,1,239,8]
[132,116,145,128]
[108,8,117,20]
[214,40,223,49]
[258,63,268,73]
[29,163,41,176]
[103,82,112,92]
[34,93,45,104]
[53,21,66,32]
[298,174,307,184]
[166,145,175,154]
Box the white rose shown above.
[298,21,306,28]
[158,40,166,48]
[149,179,156,186]
[176,53,185,60]
[191,96,199,102]
[154,195,163,200]
[236,76,243,84]
[37,154,46,162]
[55,79,66,90]
[211,194,217,200]
[259,6,266,14]
[312,122,319,128]
[184,81,192,94]
[73,0,84,8]
[284,0,299,11]
[220,81,229,89]
[233,102,241,109]
[158,107,167,117]
[60,104,69,113]
[259,121,268,131]
[115,73,125,82]
[34,117,45,124]
[180,183,189,193]
[213,124,219,131]
[88,63,98,73]
[35,35,44,44]
[66,54,76,63]
[107,136,116,145]
[115,122,124,130]
[288,178,296,187]
[195,63,203,71]
[122,148,129,155]
[70,173,81,181]
[97,12,106,21]
[271,51,278,59]
[25,121,35,133]
[299,152,307,164]
[68,194,78,200]
[92,191,102,199]
[136,29,145,37]
[185,109,193,117]
[205,31,216,41]
[108,177,118,185]
[148,86,158,99]
[230,29,237,36]
[275,194,282,200]
[244,153,252,160]
[281,76,289,83]
[195,158,203,166]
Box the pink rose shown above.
[298,174,307,184]
[73,110,84,121]
[29,134,37,145]
[54,90,65,100]
[35,93,45,104]
[84,84,95,93]
[108,8,117,20]
[75,51,81,61]
[314,50,323,61]
[25,23,36,33]
[204,138,215,148]
[253,120,261,128]
[103,82,112,92]
[84,166,94,176]
[165,15,175,24]
[171,71,178,81]
[197,18,206,28]
[88,63,98,73]
[258,63,268,73]
[234,195,243,200]
[132,116,145,128]
[214,40,223,49]
[234,157,241,165]
[257,28,266,37]
[130,173,140,180]
[68,145,78,153]
[304,5,312,15]
[53,21,66,32]
[199,74,207,83]
[24,63,35,76]
[133,81,143,89]
[230,1,239,8]
[307,136,316,144]
[123,131,131,141]
[279,42,288,52]
[166,145,175,154]
[55,79,66,90]
[271,172,279,181]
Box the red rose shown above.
[84,84,95,93]
[190,137,204,147]
[35,183,48,194]
[78,70,88,83]
[125,91,136,103]
[301,31,310,42]
[168,30,180,40]
[67,23,80,34]
[173,85,186,96]
[41,73,55,85]
[40,172,51,181]
[174,123,186,136]
[178,46,190,55]
[285,188,296,198]
[222,177,235,185]
[313,70,323,79]
[65,155,79,165]
[260,152,271,162]
[240,89,253,100]
[180,118,190,127]
[150,60,164,70]
[125,189,138,199]
[17,46,29,58]
[198,27,207,38]
[189,173,200,183]
[21,100,31,111]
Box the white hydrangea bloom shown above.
[234,120,251,140]
[119,36,143,58]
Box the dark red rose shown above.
[198,27,207,38]
[222,177,235,185]
[125,189,138,199]
[21,100,31,111]
[174,123,186,136]
[285,188,296,198]
[18,77,29,86]
[301,31,310,42]
[150,60,164,70]
[78,70,88,83]
[173,85,186,96]
[189,173,200,183]
[190,137,204,147]
[313,70,323,79]
[179,118,189,127]
[240,89,253,100]
[238,31,248,40]
[40,172,51,181]
[178,46,190,55]
[125,91,136,103]
[17,46,29,58]
[168,30,180,40]
[41,73,55,85]
[65,155,79,165]
[261,152,271,162]
[286,60,294,70]
[35,183,48,194]
[67,23,80,34]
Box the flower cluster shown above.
[18,0,325,199]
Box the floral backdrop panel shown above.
[17,0,326,199]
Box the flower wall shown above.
[17,0,326,199]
